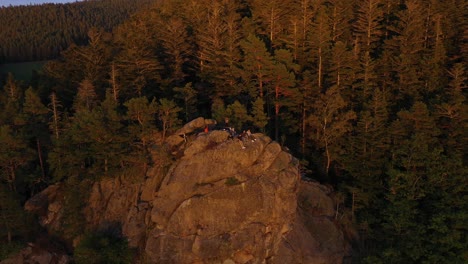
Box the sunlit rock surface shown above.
[25,118,348,263]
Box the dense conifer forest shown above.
[0,0,155,62]
[0,0,466,262]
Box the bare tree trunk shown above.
[318,47,322,89]
[301,103,306,156]
[8,167,16,192]
[50,92,60,140]
[275,85,280,141]
[325,139,331,176]
[110,63,119,101]
[257,69,264,98]
[37,139,46,180]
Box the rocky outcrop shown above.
[24,118,347,263]
[146,131,299,263]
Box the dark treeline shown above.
[0,0,467,262]
[0,0,156,63]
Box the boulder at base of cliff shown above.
[0,242,70,264]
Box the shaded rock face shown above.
[0,240,70,264]
[276,182,346,264]
[25,118,347,263]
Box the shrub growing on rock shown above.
[73,231,134,264]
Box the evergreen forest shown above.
[0,0,155,62]
[0,0,466,263]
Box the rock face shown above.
[277,182,346,264]
[25,118,347,263]
[147,131,298,263]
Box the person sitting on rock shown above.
[237,133,246,149]
[246,129,256,142]
[239,140,246,149]
[237,131,247,149]
[228,127,237,140]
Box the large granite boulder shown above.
[165,117,217,152]
[24,118,348,263]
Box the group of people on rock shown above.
[202,117,257,149]
[226,127,257,149]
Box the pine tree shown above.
[328,41,355,97]
[270,49,301,141]
[341,88,390,226]
[250,97,268,132]
[156,16,191,85]
[223,0,244,86]
[195,0,243,98]
[436,63,466,156]
[0,73,22,127]
[114,18,162,98]
[157,98,182,141]
[44,28,113,99]
[238,34,275,98]
[352,0,384,101]
[108,63,120,102]
[308,4,332,91]
[48,117,79,182]
[173,83,198,123]
[114,45,162,98]
[21,87,49,188]
[280,0,318,64]
[0,125,34,191]
[74,78,98,112]
[211,98,228,124]
[48,92,62,141]
[385,0,427,100]
[298,71,318,156]
[420,9,448,98]
[0,184,33,243]
[124,97,158,172]
[250,0,293,48]
[307,86,356,176]
[226,101,251,130]
[86,91,127,177]
[328,0,353,43]
[124,97,158,145]
[196,0,228,79]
